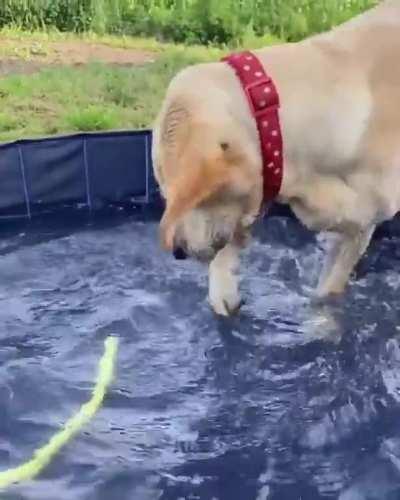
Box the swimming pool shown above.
[1,130,400,499]
[1,208,400,500]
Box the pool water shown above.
[1,214,400,500]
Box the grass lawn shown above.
[0,31,226,143]
[0,29,283,143]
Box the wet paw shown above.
[209,289,243,317]
[315,280,347,301]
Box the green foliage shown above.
[0,0,93,32]
[0,50,216,141]
[0,111,17,132]
[64,105,119,131]
[0,0,378,45]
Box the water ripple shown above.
[0,217,400,499]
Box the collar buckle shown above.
[244,78,279,118]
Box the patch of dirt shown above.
[52,41,156,66]
[0,59,44,77]
[0,39,157,77]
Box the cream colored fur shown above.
[152,0,400,316]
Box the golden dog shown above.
[152,0,400,316]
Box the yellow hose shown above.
[0,336,118,490]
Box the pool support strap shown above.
[0,336,118,490]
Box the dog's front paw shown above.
[208,280,243,317]
[315,281,346,300]
[208,273,242,316]
[208,244,242,317]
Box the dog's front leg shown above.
[208,243,242,316]
[316,226,375,298]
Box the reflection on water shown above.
[0,216,400,499]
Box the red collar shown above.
[222,50,283,203]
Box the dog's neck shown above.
[247,40,372,209]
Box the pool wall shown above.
[0,130,158,220]
[0,129,399,238]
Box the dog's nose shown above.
[173,246,188,260]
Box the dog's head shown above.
[152,75,263,262]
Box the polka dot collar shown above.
[222,50,283,204]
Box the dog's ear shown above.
[160,145,233,250]
[159,119,254,250]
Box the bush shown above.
[0,0,93,32]
[0,0,379,45]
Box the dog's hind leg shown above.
[316,225,375,298]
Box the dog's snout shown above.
[173,246,188,261]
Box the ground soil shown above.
[0,38,156,76]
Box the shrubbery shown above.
[0,0,378,45]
